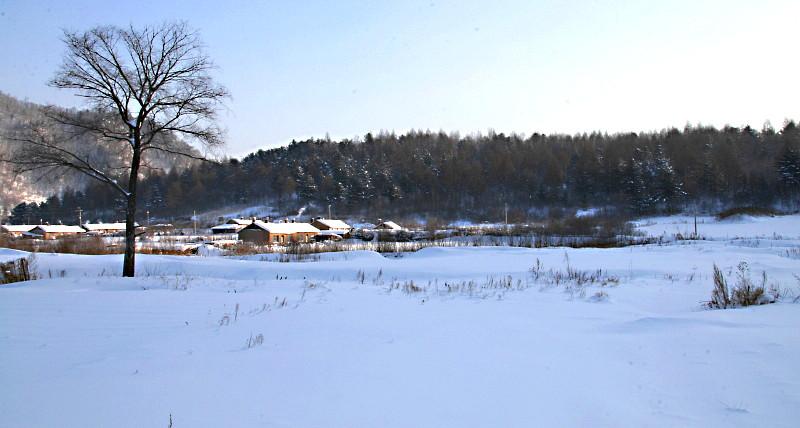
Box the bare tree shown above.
[2,22,228,276]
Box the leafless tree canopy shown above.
[3,21,229,196]
[1,22,228,277]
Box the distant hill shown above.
[0,91,198,217]
[4,89,799,224]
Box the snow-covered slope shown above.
[1,218,799,427]
[635,214,800,240]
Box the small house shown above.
[82,222,128,235]
[0,225,37,238]
[29,225,86,240]
[211,218,252,234]
[310,218,352,237]
[238,220,319,245]
[376,221,403,231]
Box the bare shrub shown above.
[0,256,38,284]
[795,275,800,303]
[707,262,777,309]
[227,243,261,256]
[245,333,264,349]
[529,257,619,288]
[589,290,609,302]
[55,236,116,255]
[708,264,731,309]
[784,248,800,259]
[716,206,778,220]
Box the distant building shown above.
[376,221,403,231]
[82,222,128,235]
[310,218,352,237]
[0,225,37,237]
[29,225,86,240]
[238,220,319,245]
[211,218,252,234]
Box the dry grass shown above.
[707,262,778,309]
[716,206,778,220]
[0,256,38,285]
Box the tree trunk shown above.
[122,193,137,277]
[123,136,142,277]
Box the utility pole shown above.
[193,210,197,235]
[76,207,83,225]
[504,202,508,230]
[146,210,151,226]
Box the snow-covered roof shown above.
[247,221,320,234]
[312,218,352,230]
[211,223,245,231]
[82,222,127,231]
[377,221,403,230]
[317,230,345,236]
[1,225,37,233]
[31,225,86,234]
[226,218,253,225]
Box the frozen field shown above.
[1,215,799,427]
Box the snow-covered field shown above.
[1,215,799,427]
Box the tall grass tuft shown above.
[707,262,777,309]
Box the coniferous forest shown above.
[7,121,799,225]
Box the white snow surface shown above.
[1,215,799,427]
[635,215,800,240]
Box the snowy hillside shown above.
[1,216,799,427]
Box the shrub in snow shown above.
[245,333,264,349]
[707,262,778,309]
[0,256,37,285]
[588,290,609,302]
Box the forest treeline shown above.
[7,121,799,225]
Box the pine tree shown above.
[651,144,685,209]
[294,165,318,202]
[777,146,800,189]
[9,203,29,225]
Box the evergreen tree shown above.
[777,146,800,189]
[651,144,685,209]
[9,203,29,225]
[295,165,318,202]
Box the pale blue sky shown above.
[1,0,798,156]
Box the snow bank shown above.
[1,226,799,427]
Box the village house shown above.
[0,225,37,238]
[82,222,128,235]
[376,220,404,231]
[238,220,319,245]
[28,225,86,240]
[211,218,252,234]
[310,217,352,238]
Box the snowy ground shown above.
[1,215,799,427]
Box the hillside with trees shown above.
[7,121,799,225]
[0,91,200,221]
